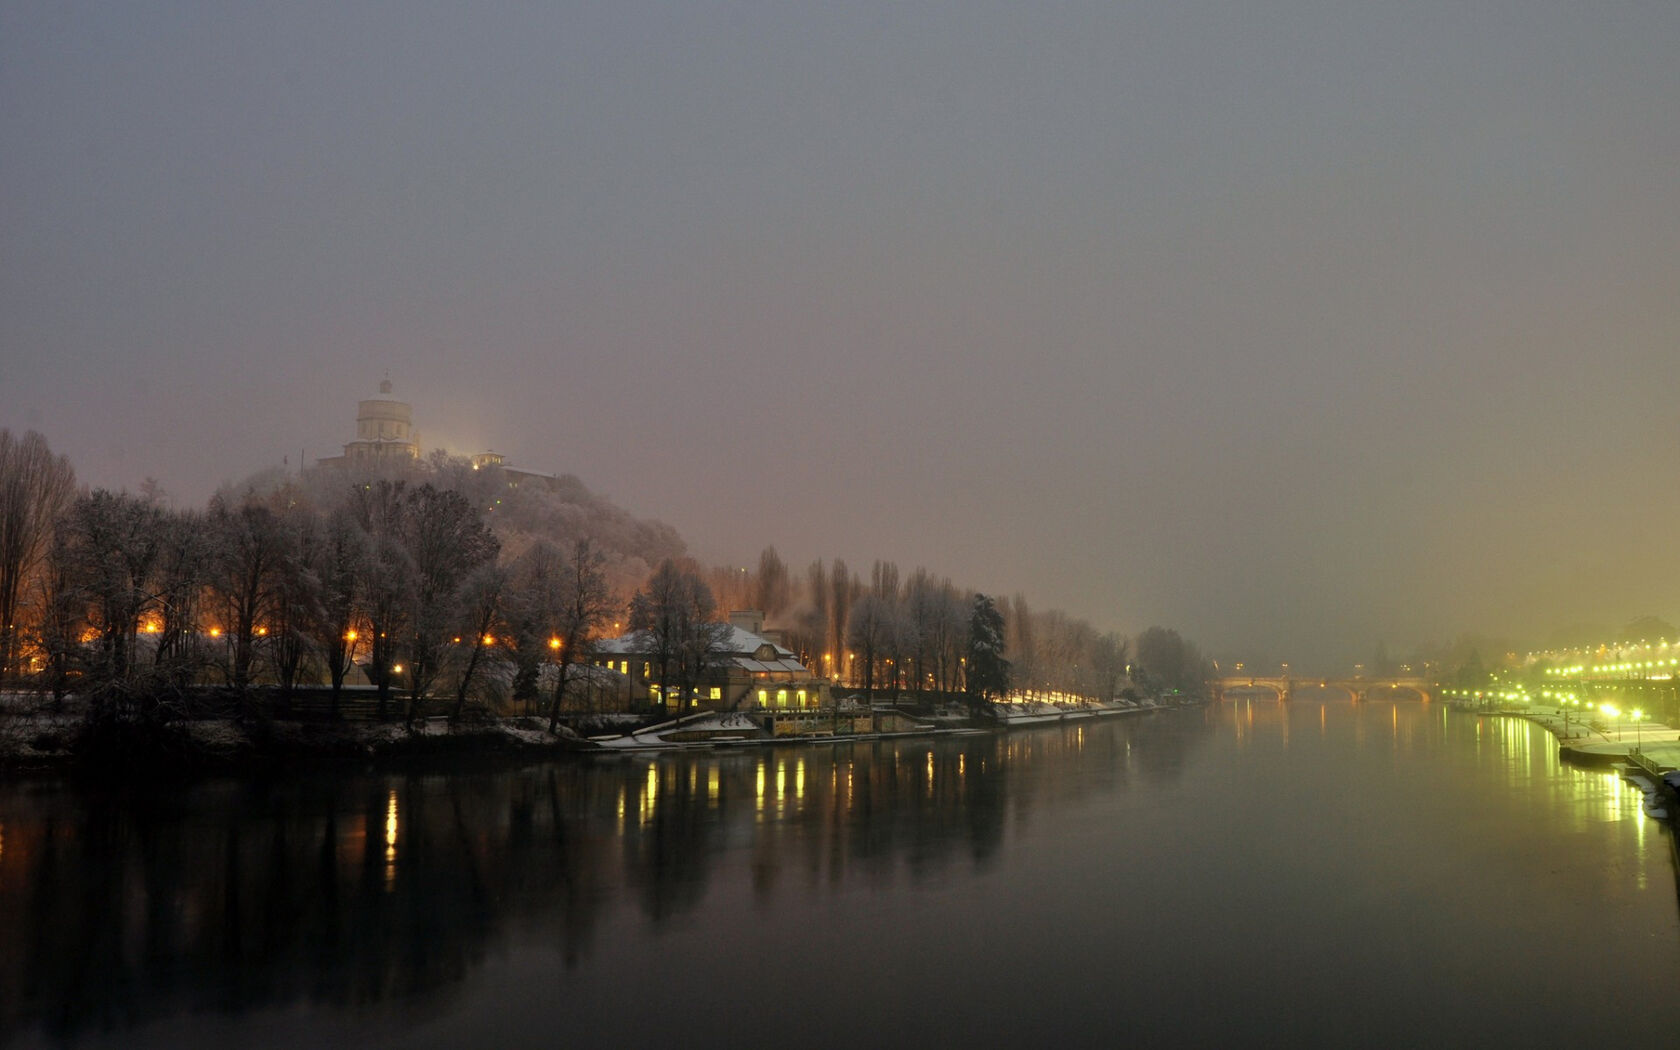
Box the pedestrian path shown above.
[1512,704,1680,771]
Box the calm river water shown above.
[3,696,1679,1048]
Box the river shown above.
[1,695,1677,1048]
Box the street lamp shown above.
[1633,708,1645,753]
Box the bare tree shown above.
[846,593,898,699]
[305,505,369,717]
[904,573,967,693]
[450,561,507,721]
[68,490,167,689]
[870,559,900,602]
[205,496,290,695]
[754,546,790,619]
[1008,594,1037,700]
[501,543,561,715]
[1090,631,1129,702]
[628,559,727,717]
[350,480,415,720]
[829,559,854,684]
[547,538,614,731]
[150,508,211,688]
[35,526,86,703]
[0,429,75,681]
[263,505,318,702]
[398,484,499,726]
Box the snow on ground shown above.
[183,719,248,755]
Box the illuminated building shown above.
[593,611,825,713]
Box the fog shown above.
[4,1,1677,672]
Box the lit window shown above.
[777,689,788,707]
[797,690,807,706]
[709,687,721,700]
[758,689,768,707]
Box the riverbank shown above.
[1,692,1193,777]
[1488,702,1680,771]
[587,698,1167,752]
[0,694,592,778]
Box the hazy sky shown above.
[3,1,1678,671]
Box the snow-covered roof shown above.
[594,624,807,673]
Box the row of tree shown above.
[704,546,1205,699]
[23,478,624,728]
[0,428,1208,721]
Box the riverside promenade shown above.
[1506,703,1680,771]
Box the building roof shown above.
[595,624,808,675]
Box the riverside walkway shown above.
[1502,703,1680,771]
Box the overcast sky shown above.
[3,1,1677,671]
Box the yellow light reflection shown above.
[384,790,399,889]
[384,790,398,860]
[795,759,805,800]
[642,764,658,824]
[708,766,719,800]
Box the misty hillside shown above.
[225,453,687,600]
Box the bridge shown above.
[1211,676,1433,704]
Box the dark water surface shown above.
[3,697,1678,1048]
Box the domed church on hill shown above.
[315,379,421,467]
[341,379,420,462]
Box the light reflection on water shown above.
[0,702,1676,1049]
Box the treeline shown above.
[0,432,667,727]
[702,548,1208,699]
[0,428,1209,718]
